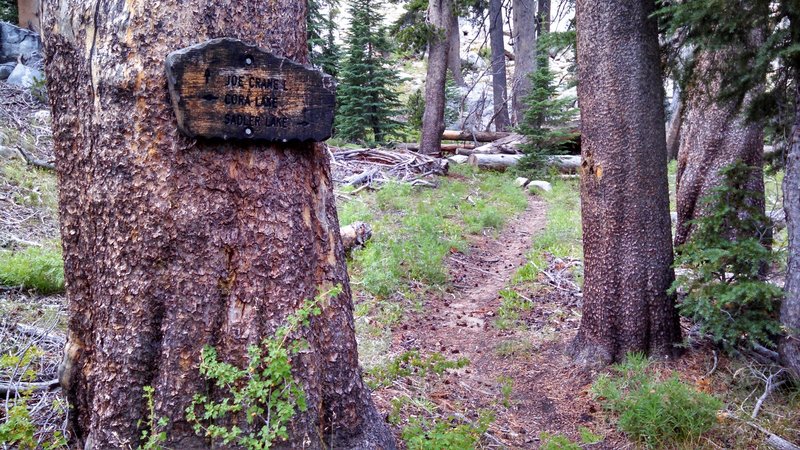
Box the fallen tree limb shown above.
[721,412,800,450]
[0,379,60,396]
[16,146,55,171]
[442,130,511,142]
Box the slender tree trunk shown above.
[675,49,765,248]
[568,0,681,367]
[41,0,395,448]
[448,12,465,87]
[511,0,535,125]
[420,0,453,156]
[489,0,510,131]
[666,84,683,161]
[781,73,800,380]
[537,0,550,55]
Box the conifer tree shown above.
[308,0,342,77]
[516,37,577,174]
[336,0,404,144]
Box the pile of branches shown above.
[0,317,67,447]
[329,147,447,191]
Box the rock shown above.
[448,154,469,164]
[1,22,43,66]
[0,145,21,161]
[32,109,50,123]
[6,63,43,88]
[670,211,677,224]
[514,177,530,187]
[0,61,15,80]
[527,180,552,194]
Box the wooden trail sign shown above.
[165,38,336,142]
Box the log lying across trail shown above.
[442,130,512,142]
[467,154,582,173]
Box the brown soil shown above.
[371,196,629,448]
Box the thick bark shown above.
[781,75,800,380]
[41,0,395,448]
[511,0,535,125]
[447,12,465,87]
[489,0,510,131]
[675,49,765,248]
[569,0,681,366]
[419,0,453,156]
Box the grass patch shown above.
[592,353,722,449]
[1,160,58,211]
[342,166,527,299]
[0,244,65,294]
[514,178,581,283]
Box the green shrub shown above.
[185,286,341,449]
[0,398,67,450]
[672,161,783,353]
[0,245,65,294]
[0,0,17,22]
[592,353,722,449]
[402,412,494,450]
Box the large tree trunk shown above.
[489,0,510,131]
[674,49,765,247]
[41,1,395,448]
[781,75,800,380]
[420,0,453,156]
[568,0,681,366]
[448,12,465,87]
[511,0,535,125]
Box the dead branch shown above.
[16,146,55,171]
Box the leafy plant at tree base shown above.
[672,161,783,353]
[592,353,722,449]
[0,398,67,450]
[138,386,168,450]
[185,286,342,450]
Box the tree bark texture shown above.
[420,0,453,156]
[41,1,395,448]
[780,74,800,379]
[511,0,535,125]
[447,12,465,87]
[569,0,681,366]
[674,49,765,248]
[489,0,510,131]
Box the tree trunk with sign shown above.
[41,0,395,448]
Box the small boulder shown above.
[33,109,50,123]
[0,145,21,161]
[448,154,469,164]
[0,61,15,80]
[514,177,530,187]
[0,22,43,66]
[6,63,43,88]
[527,180,552,195]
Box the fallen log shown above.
[442,130,511,142]
[401,143,475,152]
[469,133,526,155]
[468,153,582,173]
[340,221,372,252]
[467,154,522,171]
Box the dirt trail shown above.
[378,196,626,449]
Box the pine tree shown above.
[516,37,578,175]
[307,0,341,77]
[336,0,404,144]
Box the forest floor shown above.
[1,80,799,449]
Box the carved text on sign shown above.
[165,38,336,142]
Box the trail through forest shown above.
[371,196,627,448]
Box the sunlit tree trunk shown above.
[781,72,800,380]
[489,0,510,131]
[41,0,395,448]
[420,0,453,156]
